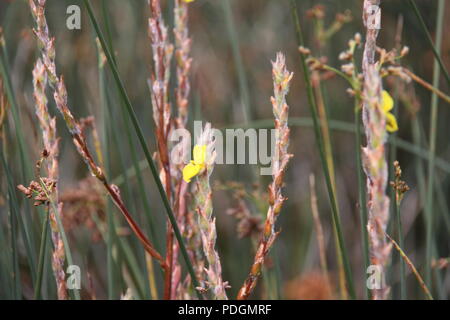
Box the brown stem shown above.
[73,134,168,271]
[164,224,174,300]
[384,232,433,300]
[103,182,167,270]
[403,68,450,104]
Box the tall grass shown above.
[0,0,448,300]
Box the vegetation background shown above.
[0,0,448,300]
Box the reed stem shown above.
[290,0,355,299]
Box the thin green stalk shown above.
[412,117,427,208]
[1,147,22,299]
[390,84,405,299]
[83,0,202,299]
[7,195,21,299]
[0,37,33,184]
[395,194,406,299]
[43,233,54,299]
[387,115,403,299]
[2,129,26,297]
[411,118,433,291]
[221,0,252,123]
[99,3,159,296]
[432,245,446,300]
[290,0,355,299]
[391,155,406,300]
[98,37,116,299]
[312,73,347,299]
[122,113,159,251]
[106,200,115,299]
[34,211,50,300]
[408,0,450,86]
[412,115,450,235]
[0,45,38,284]
[94,3,136,213]
[106,93,154,297]
[101,0,114,52]
[102,67,144,299]
[272,248,283,299]
[118,238,147,299]
[91,212,147,299]
[313,76,338,195]
[411,117,447,299]
[220,0,260,187]
[1,145,38,296]
[0,192,13,299]
[121,116,153,299]
[385,232,433,300]
[425,0,445,289]
[435,176,450,235]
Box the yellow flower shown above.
[192,144,207,166]
[382,90,398,133]
[182,161,201,183]
[182,145,207,182]
[184,0,195,3]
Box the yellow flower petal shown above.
[382,90,394,112]
[184,0,195,2]
[182,161,201,183]
[193,145,207,166]
[385,112,399,133]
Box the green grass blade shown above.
[117,237,147,299]
[424,0,445,290]
[0,193,13,299]
[0,147,22,298]
[98,3,160,295]
[394,192,406,299]
[0,30,32,184]
[106,202,117,299]
[408,0,450,86]
[103,65,156,300]
[290,0,355,299]
[34,210,49,300]
[411,117,447,300]
[0,43,38,284]
[91,211,148,299]
[221,0,252,123]
[0,144,38,288]
[389,81,405,299]
[7,196,21,299]
[97,34,117,299]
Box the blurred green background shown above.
[0,0,449,300]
